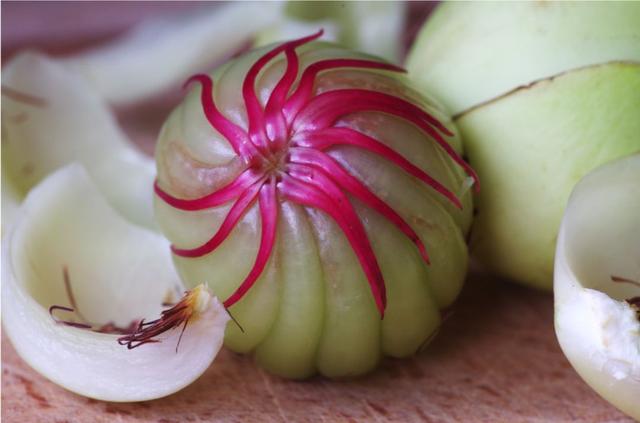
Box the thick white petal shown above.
[554,154,640,420]
[63,2,284,105]
[2,52,156,230]
[1,164,228,402]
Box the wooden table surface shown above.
[2,275,631,422]
[1,3,633,422]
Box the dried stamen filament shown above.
[49,267,141,334]
[117,284,212,352]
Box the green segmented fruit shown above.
[154,33,474,378]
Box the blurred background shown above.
[2,1,436,155]
[1,1,436,61]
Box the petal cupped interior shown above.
[2,165,229,401]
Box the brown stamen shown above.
[49,305,92,329]
[50,268,212,352]
[117,286,209,352]
[62,266,88,323]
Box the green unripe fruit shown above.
[407,2,640,289]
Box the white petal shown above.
[2,52,156,230]
[63,2,284,105]
[554,154,640,420]
[1,164,229,402]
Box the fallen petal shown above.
[554,154,640,420]
[2,52,156,230]
[1,164,229,401]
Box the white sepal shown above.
[554,154,640,420]
[2,52,156,230]
[1,164,229,402]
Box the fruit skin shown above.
[407,2,640,289]
[154,41,473,378]
[407,2,640,116]
[457,63,640,289]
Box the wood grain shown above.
[1,275,632,423]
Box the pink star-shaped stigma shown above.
[154,31,478,317]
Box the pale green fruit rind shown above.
[2,52,156,230]
[358,206,442,357]
[407,2,640,115]
[1,164,229,401]
[309,211,382,378]
[300,64,473,234]
[254,203,325,379]
[337,110,472,235]
[458,63,640,290]
[221,249,280,353]
[168,205,281,354]
[154,42,470,377]
[554,154,640,420]
[334,147,469,308]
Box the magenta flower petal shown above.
[223,179,279,308]
[171,179,265,258]
[154,168,263,211]
[289,147,430,264]
[293,89,479,191]
[293,127,463,209]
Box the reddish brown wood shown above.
[1,275,632,422]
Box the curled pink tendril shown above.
[155,31,478,317]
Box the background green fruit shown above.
[407,2,640,289]
[459,63,640,288]
[407,2,640,115]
